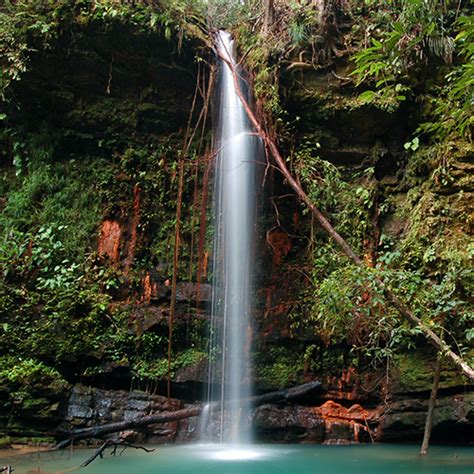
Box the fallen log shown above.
[57,407,201,448]
[215,44,474,382]
[57,381,321,447]
[252,381,321,405]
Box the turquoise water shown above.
[3,444,473,474]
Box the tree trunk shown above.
[420,357,442,455]
[263,0,275,35]
[313,0,326,23]
[215,47,474,382]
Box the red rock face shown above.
[141,273,158,304]
[254,400,380,444]
[124,183,141,274]
[325,367,360,401]
[317,400,378,443]
[98,220,122,262]
[259,284,295,339]
[266,228,292,265]
[319,400,370,421]
[97,184,141,274]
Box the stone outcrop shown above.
[61,385,199,444]
[3,376,472,446]
[253,393,474,444]
[254,401,377,444]
[378,392,474,443]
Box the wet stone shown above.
[95,396,112,418]
[68,386,93,406]
[124,410,142,422]
[67,405,93,419]
[127,398,150,411]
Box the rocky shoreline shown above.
[1,382,472,450]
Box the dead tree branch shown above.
[81,439,155,467]
[420,357,442,455]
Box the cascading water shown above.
[202,31,261,445]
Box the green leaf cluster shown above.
[0,356,69,394]
[351,1,472,139]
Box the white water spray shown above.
[203,31,261,445]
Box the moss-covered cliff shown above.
[0,1,213,443]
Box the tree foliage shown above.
[351,1,472,140]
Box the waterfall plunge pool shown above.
[4,444,473,474]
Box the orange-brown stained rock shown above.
[141,272,158,304]
[98,220,122,263]
[319,400,370,422]
[258,284,296,339]
[324,367,359,401]
[292,210,300,230]
[266,228,291,265]
[317,400,378,443]
[124,183,141,274]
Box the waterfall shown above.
[203,30,261,444]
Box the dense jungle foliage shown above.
[0,0,472,415]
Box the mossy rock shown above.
[5,420,45,437]
[254,346,305,391]
[20,397,60,421]
[0,435,12,449]
[9,436,55,446]
[391,351,466,394]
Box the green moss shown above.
[0,156,103,259]
[254,346,305,390]
[0,357,70,395]
[4,420,44,438]
[131,349,207,383]
[391,351,466,394]
[19,397,60,420]
[393,154,473,277]
[9,436,55,446]
[0,436,11,448]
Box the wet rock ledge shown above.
[3,383,471,448]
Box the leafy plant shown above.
[351,1,458,112]
[404,137,420,152]
[0,356,69,392]
[417,14,474,140]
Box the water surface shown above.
[4,444,473,474]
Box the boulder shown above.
[254,404,325,442]
[378,392,474,443]
[61,385,186,444]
